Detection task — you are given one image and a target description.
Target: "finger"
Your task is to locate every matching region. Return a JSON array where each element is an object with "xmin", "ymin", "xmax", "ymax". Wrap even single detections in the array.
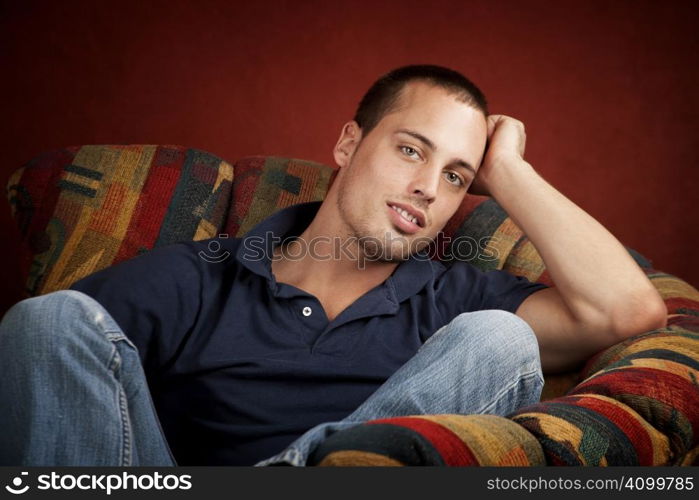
[{"xmin": 486, "ymin": 115, "xmax": 501, "ymax": 138}]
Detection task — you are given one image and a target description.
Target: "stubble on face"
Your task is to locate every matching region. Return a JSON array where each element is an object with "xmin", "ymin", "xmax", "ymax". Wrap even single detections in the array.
[{"xmin": 336, "ymin": 152, "xmax": 431, "ymax": 264}]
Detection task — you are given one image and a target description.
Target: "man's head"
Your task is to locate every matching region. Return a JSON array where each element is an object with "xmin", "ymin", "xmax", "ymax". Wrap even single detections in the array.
[
  {"xmin": 328, "ymin": 64, "xmax": 489, "ymax": 262},
  {"xmin": 353, "ymin": 65, "xmax": 489, "ymax": 138}
]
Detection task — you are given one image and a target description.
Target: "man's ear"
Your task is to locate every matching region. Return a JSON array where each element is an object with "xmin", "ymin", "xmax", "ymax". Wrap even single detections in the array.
[{"xmin": 333, "ymin": 121, "xmax": 362, "ymax": 168}]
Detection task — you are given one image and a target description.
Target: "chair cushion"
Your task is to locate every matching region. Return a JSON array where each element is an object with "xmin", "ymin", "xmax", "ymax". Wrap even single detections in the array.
[
  {"xmin": 222, "ymin": 156, "xmax": 336, "ymax": 237},
  {"xmin": 6, "ymin": 145, "xmax": 235, "ymax": 296},
  {"xmin": 309, "ymin": 415, "xmax": 546, "ymax": 466}
]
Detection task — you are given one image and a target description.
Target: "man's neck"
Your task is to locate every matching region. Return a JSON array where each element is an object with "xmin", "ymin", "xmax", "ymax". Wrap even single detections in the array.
[
  {"xmin": 272, "ymin": 239, "xmax": 397, "ymax": 290},
  {"xmin": 270, "ymin": 204, "xmax": 399, "ymax": 320}
]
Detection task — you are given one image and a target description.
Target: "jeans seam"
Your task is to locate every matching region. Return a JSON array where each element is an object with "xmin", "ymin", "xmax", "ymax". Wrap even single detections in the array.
[
  {"xmin": 109, "ymin": 337, "xmax": 175, "ymax": 465},
  {"xmin": 109, "ymin": 348, "xmax": 133, "ymax": 466},
  {"xmin": 118, "ymin": 385, "xmax": 133, "ymax": 466},
  {"xmin": 476, "ymin": 367, "xmax": 542, "ymax": 415},
  {"xmin": 101, "ymin": 320, "xmax": 141, "ymax": 465}
]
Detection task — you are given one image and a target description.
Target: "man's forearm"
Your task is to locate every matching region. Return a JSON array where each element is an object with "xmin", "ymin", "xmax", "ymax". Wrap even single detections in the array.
[{"xmin": 487, "ymin": 158, "xmax": 667, "ymax": 336}]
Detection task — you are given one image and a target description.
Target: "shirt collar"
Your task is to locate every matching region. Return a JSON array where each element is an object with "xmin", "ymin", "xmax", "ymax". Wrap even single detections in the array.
[{"xmin": 236, "ymin": 201, "xmax": 437, "ymax": 303}]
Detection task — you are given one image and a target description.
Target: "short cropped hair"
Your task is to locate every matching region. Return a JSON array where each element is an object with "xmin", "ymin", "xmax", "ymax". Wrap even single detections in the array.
[{"xmin": 353, "ymin": 64, "xmax": 488, "ymax": 136}]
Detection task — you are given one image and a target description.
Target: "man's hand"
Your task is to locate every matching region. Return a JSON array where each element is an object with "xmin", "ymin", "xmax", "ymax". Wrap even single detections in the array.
[{"xmin": 469, "ymin": 114, "xmax": 527, "ymax": 196}]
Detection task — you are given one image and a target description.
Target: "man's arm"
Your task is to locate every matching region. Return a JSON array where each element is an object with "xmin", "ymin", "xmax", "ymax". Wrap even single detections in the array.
[{"xmin": 472, "ymin": 115, "xmax": 667, "ymax": 374}]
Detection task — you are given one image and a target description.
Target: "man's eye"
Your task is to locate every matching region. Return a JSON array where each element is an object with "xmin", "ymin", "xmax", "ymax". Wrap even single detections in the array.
[
  {"xmin": 400, "ymin": 146, "xmax": 420, "ymax": 159},
  {"xmin": 445, "ymin": 171, "xmax": 464, "ymax": 186}
]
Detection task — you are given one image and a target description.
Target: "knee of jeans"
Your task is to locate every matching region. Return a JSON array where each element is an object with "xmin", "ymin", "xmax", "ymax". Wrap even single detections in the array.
[
  {"xmin": 0, "ymin": 290, "xmax": 113, "ymax": 349},
  {"xmin": 438, "ymin": 310, "xmax": 541, "ymax": 372}
]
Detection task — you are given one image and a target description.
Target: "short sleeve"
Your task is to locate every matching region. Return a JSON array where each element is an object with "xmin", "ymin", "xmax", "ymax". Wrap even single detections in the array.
[
  {"xmin": 434, "ymin": 261, "xmax": 548, "ymax": 322},
  {"xmin": 69, "ymin": 243, "xmax": 203, "ymax": 376}
]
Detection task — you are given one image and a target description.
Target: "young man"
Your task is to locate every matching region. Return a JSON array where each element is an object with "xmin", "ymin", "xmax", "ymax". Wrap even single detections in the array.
[{"xmin": 0, "ymin": 65, "xmax": 666, "ymax": 466}]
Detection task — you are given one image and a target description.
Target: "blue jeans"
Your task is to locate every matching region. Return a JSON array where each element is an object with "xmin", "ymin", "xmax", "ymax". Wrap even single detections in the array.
[{"xmin": 0, "ymin": 290, "xmax": 543, "ymax": 466}]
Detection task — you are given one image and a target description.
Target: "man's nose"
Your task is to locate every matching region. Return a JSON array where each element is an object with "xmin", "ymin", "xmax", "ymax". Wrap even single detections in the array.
[{"xmin": 407, "ymin": 167, "xmax": 440, "ymax": 204}]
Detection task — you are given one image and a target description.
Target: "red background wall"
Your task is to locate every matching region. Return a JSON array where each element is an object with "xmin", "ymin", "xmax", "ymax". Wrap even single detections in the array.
[{"xmin": 1, "ymin": 0, "xmax": 698, "ymax": 315}]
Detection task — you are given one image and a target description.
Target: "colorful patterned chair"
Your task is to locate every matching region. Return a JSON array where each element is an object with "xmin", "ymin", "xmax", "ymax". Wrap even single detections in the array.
[{"xmin": 5, "ymin": 145, "xmax": 699, "ymax": 466}]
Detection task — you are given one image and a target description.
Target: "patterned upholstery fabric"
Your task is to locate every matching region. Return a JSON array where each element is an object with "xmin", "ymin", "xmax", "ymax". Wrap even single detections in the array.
[
  {"xmin": 222, "ymin": 156, "xmax": 336, "ymax": 238},
  {"xmin": 6, "ymin": 145, "xmax": 235, "ymax": 296},
  {"xmin": 310, "ymin": 415, "xmax": 546, "ymax": 466},
  {"xmin": 5, "ymin": 146, "xmax": 699, "ymax": 466}
]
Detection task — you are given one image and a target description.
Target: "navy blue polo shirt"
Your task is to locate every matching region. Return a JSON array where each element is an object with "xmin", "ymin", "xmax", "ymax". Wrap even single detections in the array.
[{"xmin": 70, "ymin": 201, "xmax": 547, "ymax": 465}]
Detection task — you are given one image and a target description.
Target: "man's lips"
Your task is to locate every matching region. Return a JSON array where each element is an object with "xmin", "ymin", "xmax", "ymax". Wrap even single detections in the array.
[{"xmin": 387, "ymin": 202, "xmax": 426, "ymax": 233}]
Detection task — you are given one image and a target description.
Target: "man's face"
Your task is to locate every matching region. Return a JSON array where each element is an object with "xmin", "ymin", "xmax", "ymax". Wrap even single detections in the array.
[{"xmin": 333, "ymin": 81, "xmax": 488, "ymax": 261}]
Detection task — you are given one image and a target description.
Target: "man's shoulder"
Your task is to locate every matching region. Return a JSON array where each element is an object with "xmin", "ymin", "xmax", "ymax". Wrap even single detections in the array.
[
  {"xmin": 82, "ymin": 236, "xmax": 245, "ymax": 283},
  {"xmin": 149, "ymin": 235, "xmax": 242, "ymax": 259},
  {"xmin": 430, "ymin": 258, "xmax": 527, "ymax": 291},
  {"xmin": 401, "ymin": 257, "xmax": 481, "ymax": 294},
  {"xmin": 178, "ymin": 235, "xmax": 243, "ymax": 265},
  {"xmin": 432, "ymin": 258, "xmax": 482, "ymax": 277}
]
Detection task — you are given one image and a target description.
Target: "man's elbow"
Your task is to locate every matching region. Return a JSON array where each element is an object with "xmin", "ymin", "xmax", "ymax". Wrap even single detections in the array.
[{"xmin": 609, "ymin": 289, "xmax": 668, "ymax": 340}]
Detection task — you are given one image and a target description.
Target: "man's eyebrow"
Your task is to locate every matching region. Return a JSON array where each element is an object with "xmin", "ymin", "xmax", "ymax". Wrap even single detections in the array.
[
  {"xmin": 452, "ymin": 159, "xmax": 477, "ymax": 176},
  {"xmin": 396, "ymin": 128, "xmax": 436, "ymax": 151},
  {"xmin": 395, "ymin": 128, "xmax": 476, "ymax": 175}
]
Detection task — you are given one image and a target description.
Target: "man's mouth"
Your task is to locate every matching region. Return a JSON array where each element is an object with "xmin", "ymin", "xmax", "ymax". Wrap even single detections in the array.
[{"xmin": 387, "ymin": 202, "xmax": 426, "ymax": 231}]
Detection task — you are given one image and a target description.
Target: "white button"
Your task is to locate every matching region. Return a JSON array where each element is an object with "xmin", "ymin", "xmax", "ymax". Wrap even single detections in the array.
[{"xmin": 302, "ymin": 306, "xmax": 312, "ymax": 317}]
